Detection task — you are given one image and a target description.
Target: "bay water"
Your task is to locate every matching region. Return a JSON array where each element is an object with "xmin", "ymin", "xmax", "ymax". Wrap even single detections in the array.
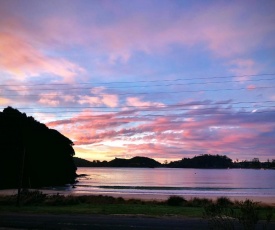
[{"xmin": 71, "ymin": 168, "xmax": 275, "ymax": 199}]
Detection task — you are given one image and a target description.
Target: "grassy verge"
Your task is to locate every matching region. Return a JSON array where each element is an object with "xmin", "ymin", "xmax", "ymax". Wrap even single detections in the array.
[
  {"xmin": 0, "ymin": 203, "xmax": 203, "ymax": 217},
  {"xmin": 0, "ymin": 190, "xmax": 274, "ymax": 220}
]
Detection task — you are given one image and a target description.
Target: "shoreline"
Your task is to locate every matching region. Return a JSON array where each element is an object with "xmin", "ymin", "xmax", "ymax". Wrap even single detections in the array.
[{"xmin": 1, "ymin": 189, "xmax": 275, "ymax": 206}]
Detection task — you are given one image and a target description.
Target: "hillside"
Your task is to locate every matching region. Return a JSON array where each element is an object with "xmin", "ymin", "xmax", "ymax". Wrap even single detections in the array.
[
  {"xmin": 74, "ymin": 155, "xmax": 275, "ymax": 169},
  {"xmin": 73, "ymin": 157, "xmax": 94, "ymax": 167},
  {"xmin": 108, "ymin": 156, "xmax": 161, "ymax": 168},
  {"xmin": 167, "ymin": 154, "xmax": 233, "ymax": 168},
  {"xmin": 74, "ymin": 156, "xmax": 161, "ymax": 168}
]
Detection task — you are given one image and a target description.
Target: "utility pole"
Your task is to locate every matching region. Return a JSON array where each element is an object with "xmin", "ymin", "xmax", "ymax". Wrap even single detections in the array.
[{"xmin": 17, "ymin": 147, "xmax": 26, "ymax": 206}]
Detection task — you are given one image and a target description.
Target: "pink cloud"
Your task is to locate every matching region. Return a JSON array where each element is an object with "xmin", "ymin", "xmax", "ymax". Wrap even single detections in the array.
[
  {"xmin": 77, "ymin": 93, "xmax": 118, "ymax": 107},
  {"xmin": 78, "ymin": 96, "xmax": 101, "ymax": 105},
  {"xmin": 45, "ymin": 103, "xmax": 275, "ymax": 161},
  {"xmin": 247, "ymin": 85, "xmax": 256, "ymax": 90},
  {"xmin": 0, "ymin": 31, "xmax": 84, "ymax": 82},
  {"xmin": 101, "ymin": 94, "xmax": 119, "ymax": 108},
  {"xmin": 39, "ymin": 93, "xmax": 60, "ymax": 106},
  {"xmin": 126, "ymin": 97, "xmax": 163, "ymax": 107},
  {"xmin": 38, "ymin": 92, "xmax": 78, "ymax": 106},
  {"xmin": 46, "ymin": 110, "xmax": 143, "ymax": 145},
  {"xmin": 62, "ymin": 95, "xmax": 76, "ymax": 103}
]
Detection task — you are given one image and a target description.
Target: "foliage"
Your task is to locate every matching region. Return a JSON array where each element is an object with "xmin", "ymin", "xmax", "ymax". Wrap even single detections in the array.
[
  {"xmin": 74, "ymin": 155, "xmax": 275, "ymax": 169},
  {"xmin": 108, "ymin": 156, "xmax": 161, "ymax": 168},
  {"xmin": 166, "ymin": 196, "xmax": 187, "ymax": 206},
  {"xmin": 203, "ymin": 199, "xmax": 274, "ymax": 230},
  {"xmin": 0, "ymin": 192, "xmax": 274, "ymax": 223},
  {"xmin": 0, "ymin": 107, "xmax": 77, "ymax": 188},
  {"xmin": 168, "ymin": 154, "xmax": 233, "ymax": 168},
  {"xmin": 188, "ymin": 197, "xmax": 213, "ymax": 207},
  {"xmin": 216, "ymin": 197, "xmax": 234, "ymax": 207},
  {"xmin": 235, "ymin": 200, "xmax": 260, "ymax": 230},
  {"xmin": 18, "ymin": 189, "xmax": 47, "ymax": 205},
  {"xmin": 204, "ymin": 203, "xmax": 236, "ymax": 230}
]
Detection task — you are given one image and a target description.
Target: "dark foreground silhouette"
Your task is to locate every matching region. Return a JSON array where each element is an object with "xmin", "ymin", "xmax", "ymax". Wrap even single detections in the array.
[{"xmin": 0, "ymin": 107, "xmax": 77, "ymax": 189}]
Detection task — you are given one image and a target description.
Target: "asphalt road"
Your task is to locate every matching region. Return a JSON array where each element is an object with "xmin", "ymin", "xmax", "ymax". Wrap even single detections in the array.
[
  {"xmin": 0, "ymin": 213, "xmax": 208, "ymax": 230},
  {"xmin": 1, "ymin": 213, "xmax": 275, "ymax": 229}
]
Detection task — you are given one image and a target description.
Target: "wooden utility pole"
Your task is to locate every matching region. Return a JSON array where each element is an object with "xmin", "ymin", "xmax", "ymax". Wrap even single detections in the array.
[{"xmin": 17, "ymin": 147, "xmax": 26, "ymax": 206}]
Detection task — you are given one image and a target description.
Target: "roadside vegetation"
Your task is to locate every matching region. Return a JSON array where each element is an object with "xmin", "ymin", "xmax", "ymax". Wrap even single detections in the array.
[
  {"xmin": 0, "ymin": 190, "xmax": 274, "ymax": 229},
  {"xmin": 203, "ymin": 197, "xmax": 274, "ymax": 229}
]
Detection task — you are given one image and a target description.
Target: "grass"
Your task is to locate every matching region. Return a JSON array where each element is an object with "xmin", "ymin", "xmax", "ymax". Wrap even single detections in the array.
[
  {"xmin": 0, "ymin": 203, "xmax": 203, "ymax": 217},
  {"xmin": 0, "ymin": 190, "xmax": 274, "ymax": 220}
]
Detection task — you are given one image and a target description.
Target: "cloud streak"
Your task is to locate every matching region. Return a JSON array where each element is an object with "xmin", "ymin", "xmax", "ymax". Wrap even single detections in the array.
[
  {"xmin": 47, "ymin": 102, "xmax": 275, "ymax": 161},
  {"xmin": 0, "ymin": 32, "xmax": 85, "ymax": 82}
]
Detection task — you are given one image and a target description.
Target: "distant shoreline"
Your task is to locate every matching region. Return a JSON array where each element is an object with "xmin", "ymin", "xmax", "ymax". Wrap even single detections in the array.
[
  {"xmin": 74, "ymin": 155, "xmax": 275, "ymax": 170},
  {"xmin": 77, "ymin": 166, "xmax": 275, "ymax": 169}
]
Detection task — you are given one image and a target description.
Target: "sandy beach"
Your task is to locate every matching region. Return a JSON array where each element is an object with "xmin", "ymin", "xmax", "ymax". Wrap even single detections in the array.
[{"xmin": 1, "ymin": 189, "xmax": 275, "ymax": 206}]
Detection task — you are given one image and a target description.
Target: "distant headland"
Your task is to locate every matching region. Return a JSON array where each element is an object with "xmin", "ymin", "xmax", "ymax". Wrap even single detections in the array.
[{"xmin": 74, "ymin": 155, "xmax": 275, "ymax": 169}]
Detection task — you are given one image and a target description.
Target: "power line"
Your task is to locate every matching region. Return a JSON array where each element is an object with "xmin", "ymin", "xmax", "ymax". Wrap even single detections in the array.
[
  {"xmin": 2, "ymin": 77, "xmax": 275, "ymax": 90},
  {"xmin": 2, "ymin": 109, "xmax": 274, "ymax": 119},
  {"xmin": 1, "ymin": 100, "xmax": 274, "ymax": 110},
  {"xmin": 41, "ymin": 110, "xmax": 275, "ymax": 119},
  {"xmin": 4, "ymin": 105, "xmax": 275, "ymax": 114},
  {"xmin": 2, "ymin": 86, "xmax": 275, "ymax": 96},
  {"xmin": 1, "ymin": 73, "xmax": 274, "ymax": 87}
]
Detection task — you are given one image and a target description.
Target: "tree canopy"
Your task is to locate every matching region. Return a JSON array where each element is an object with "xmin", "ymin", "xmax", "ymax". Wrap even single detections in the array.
[
  {"xmin": 108, "ymin": 156, "xmax": 161, "ymax": 168},
  {"xmin": 167, "ymin": 154, "xmax": 233, "ymax": 168},
  {"xmin": 0, "ymin": 107, "xmax": 77, "ymax": 189}
]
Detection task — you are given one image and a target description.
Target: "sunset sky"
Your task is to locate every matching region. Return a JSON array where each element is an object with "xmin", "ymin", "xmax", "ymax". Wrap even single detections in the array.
[{"xmin": 0, "ymin": 0, "xmax": 275, "ymax": 162}]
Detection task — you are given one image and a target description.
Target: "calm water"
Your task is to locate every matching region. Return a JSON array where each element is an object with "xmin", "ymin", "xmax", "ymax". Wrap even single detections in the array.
[{"xmin": 71, "ymin": 168, "xmax": 275, "ymax": 198}]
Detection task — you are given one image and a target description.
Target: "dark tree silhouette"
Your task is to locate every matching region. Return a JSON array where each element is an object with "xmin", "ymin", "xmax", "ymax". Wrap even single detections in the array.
[
  {"xmin": 168, "ymin": 154, "xmax": 233, "ymax": 168},
  {"xmin": 108, "ymin": 156, "xmax": 161, "ymax": 168},
  {"xmin": 0, "ymin": 107, "xmax": 77, "ymax": 189}
]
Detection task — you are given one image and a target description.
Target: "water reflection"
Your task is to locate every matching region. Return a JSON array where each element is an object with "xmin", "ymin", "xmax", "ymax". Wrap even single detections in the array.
[{"xmin": 73, "ymin": 168, "xmax": 275, "ymax": 197}]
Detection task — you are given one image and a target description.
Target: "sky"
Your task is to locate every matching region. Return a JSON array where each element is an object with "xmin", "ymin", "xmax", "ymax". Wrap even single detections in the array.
[{"xmin": 0, "ymin": 0, "xmax": 275, "ymax": 162}]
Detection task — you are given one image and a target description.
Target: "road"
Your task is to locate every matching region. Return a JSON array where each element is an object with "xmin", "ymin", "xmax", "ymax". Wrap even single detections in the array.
[
  {"xmin": 0, "ymin": 213, "xmax": 207, "ymax": 229},
  {"xmin": 1, "ymin": 213, "xmax": 275, "ymax": 229}
]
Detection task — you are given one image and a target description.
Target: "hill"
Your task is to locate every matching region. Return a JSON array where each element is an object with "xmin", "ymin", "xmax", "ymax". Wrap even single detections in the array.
[
  {"xmin": 108, "ymin": 156, "xmax": 161, "ymax": 168},
  {"xmin": 73, "ymin": 157, "xmax": 94, "ymax": 167},
  {"xmin": 167, "ymin": 154, "xmax": 233, "ymax": 168},
  {"xmin": 74, "ymin": 156, "xmax": 161, "ymax": 168},
  {"xmin": 74, "ymin": 155, "xmax": 275, "ymax": 169}
]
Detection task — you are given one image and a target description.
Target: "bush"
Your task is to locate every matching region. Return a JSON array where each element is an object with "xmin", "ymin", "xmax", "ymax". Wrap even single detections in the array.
[
  {"xmin": 203, "ymin": 199, "xmax": 274, "ymax": 230},
  {"xmin": 0, "ymin": 194, "xmax": 17, "ymax": 205},
  {"xmin": 46, "ymin": 194, "xmax": 81, "ymax": 206},
  {"xmin": 19, "ymin": 189, "xmax": 47, "ymax": 205},
  {"xmin": 45, "ymin": 193, "xmax": 65, "ymax": 205},
  {"xmin": 203, "ymin": 203, "xmax": 236, "ymax": 230},
  {"xmin": 236, "ymin": 199, "xmax": 259, "ymax": 230},
  {"xmin": 74, "ymin": 195, "xmax": 124, "ymax": 205},
  {"xmin": 216, "ymin": 197, "xmax": 233, "ymax": 207},
  {"xmin": 188, "ymin": 197, "xmax": 213, "ymax": 207},
  {"xmin": 167, "ymin": 196, "xmax": 187, "ymax": 206}
]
